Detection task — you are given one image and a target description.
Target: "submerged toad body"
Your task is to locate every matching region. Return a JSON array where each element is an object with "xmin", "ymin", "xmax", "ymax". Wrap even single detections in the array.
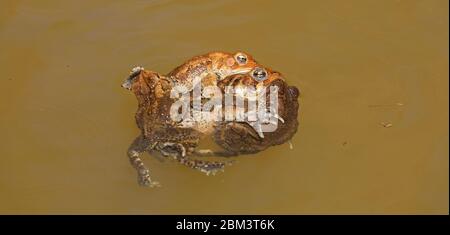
[{"xmin": 122, "ymin": 52, "xmax": 300, "ymax": 187}]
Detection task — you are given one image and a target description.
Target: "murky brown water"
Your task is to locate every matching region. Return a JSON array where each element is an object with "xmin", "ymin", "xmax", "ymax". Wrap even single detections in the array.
[{"xmin": 0, "ymin": 0, "xmax": 448, "ymax": 214}]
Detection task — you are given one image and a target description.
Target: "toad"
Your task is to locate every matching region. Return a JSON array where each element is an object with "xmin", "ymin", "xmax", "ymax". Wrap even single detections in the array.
[
  {"xmin": 211, "ymin": 67, "xmax": 300, "ymax": 155},
  {"xmin": 167, "ymin": 51, "xmax": 260, "ymax": 89},
  {"xmin": 122, "ymin": 51, "xmax": 260, "ymax": 92},
  {"xmin": 121, "ymin": 54, "xmax": 300, "ymax": 187},
  {"xmin": 123, "ymin": 69, "xmax": 232, "ymax": 187}
]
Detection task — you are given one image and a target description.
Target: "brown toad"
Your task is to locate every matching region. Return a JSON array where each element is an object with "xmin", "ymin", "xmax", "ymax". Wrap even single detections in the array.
[
  {"xmin": 122, "ymin": 51, "xmax": 260, "ymax": 93},
  {"xmin": 121, "ymin": 53, "xmax": 300, "ymax": 187},
  {"xmin": 167, "ymin": 51, "xmax": 260, "ymax": 89},
  {"xmin": 212, "ymin": 68, "xmax": 300, "ymax": 155},
  {"xmin": 123, "ymin": 69, "xmax": 231, "ymax": 187}
]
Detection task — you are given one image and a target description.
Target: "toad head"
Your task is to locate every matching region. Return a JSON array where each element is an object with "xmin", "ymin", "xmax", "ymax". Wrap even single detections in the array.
[
  {"xmin": 211, "ymin": 51, "xmax": 259, "ymax": 80},
  {"xmin": 214, "ymin": 68, "xmax": 300, "ymax": 154}
]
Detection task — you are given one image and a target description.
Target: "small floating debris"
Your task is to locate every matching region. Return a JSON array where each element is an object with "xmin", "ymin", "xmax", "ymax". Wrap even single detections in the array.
[
  {"xmin": 342, "ymin": 141, "xmax": 348, "ymax": 146},
  {"xmin": 368, "ymin": 103, "xmax": 404, "ymax": 108},
  {"xmin": 288, "ymin": 141, "xmax": 294, "ymax": 150},
  {"xmin": 380, "ymin": 122, "xmax": 393, "ymax": 128}
]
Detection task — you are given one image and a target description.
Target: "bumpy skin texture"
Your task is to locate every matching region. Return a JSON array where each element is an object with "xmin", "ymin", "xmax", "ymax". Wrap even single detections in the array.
[
  {"xmin": 213, "ymin": 72, "xmax": 300, "ymax": 155},
  {"xmin": 167, "ymin": 51, "xmax": 259, "ymax": 89},
  {"xmin": 131, "ymin": 70, "xmax": 175, "ymax": 133},
  {"xmin": 160, "ymin": 51, "xmax": 263, "ymax": 135},
  {"xmin": 123, "ymin": 51, "xmax": 300, "ymax": 187},
  {"xmin": 126, "ymin": 70, "xmax": 230, "ymax": 187}
]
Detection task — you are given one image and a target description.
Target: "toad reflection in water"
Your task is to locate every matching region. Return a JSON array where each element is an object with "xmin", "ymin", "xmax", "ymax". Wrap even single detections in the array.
[{"xmin": 122, "ymin": 52, "xmax": 300, "ymax": 187}]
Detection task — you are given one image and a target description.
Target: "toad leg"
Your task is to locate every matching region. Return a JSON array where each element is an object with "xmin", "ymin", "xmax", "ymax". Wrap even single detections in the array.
[
  {"xmin": 158, "ymin": 142, "xmax": 233, "ymax": 175},
  {"xmin": 178, "ymin": 157, "xmax": 233, "ymax": 176},
  {"xmin": 127, "ymin": 135, "xmax": 160, "ymax": 187},
  {"xmin": 193, "ymin": 149, "xmax": 238, "ymax": 158}
]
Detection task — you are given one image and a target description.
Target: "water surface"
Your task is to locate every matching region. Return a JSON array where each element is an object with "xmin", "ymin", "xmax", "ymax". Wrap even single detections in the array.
[{"xmin": 0, "ymin": 0, "xmax": 448, "ymax": 214}]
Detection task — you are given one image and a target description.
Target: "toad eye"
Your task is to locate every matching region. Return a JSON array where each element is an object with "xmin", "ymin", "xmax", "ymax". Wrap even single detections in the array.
[
  {"xmin": 251, "ymin": 67, "xmax": 267, "ymax": 81},
  {"xmin": 235, "ymin": 54, "xmax": 248, "ymax": 65}
]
